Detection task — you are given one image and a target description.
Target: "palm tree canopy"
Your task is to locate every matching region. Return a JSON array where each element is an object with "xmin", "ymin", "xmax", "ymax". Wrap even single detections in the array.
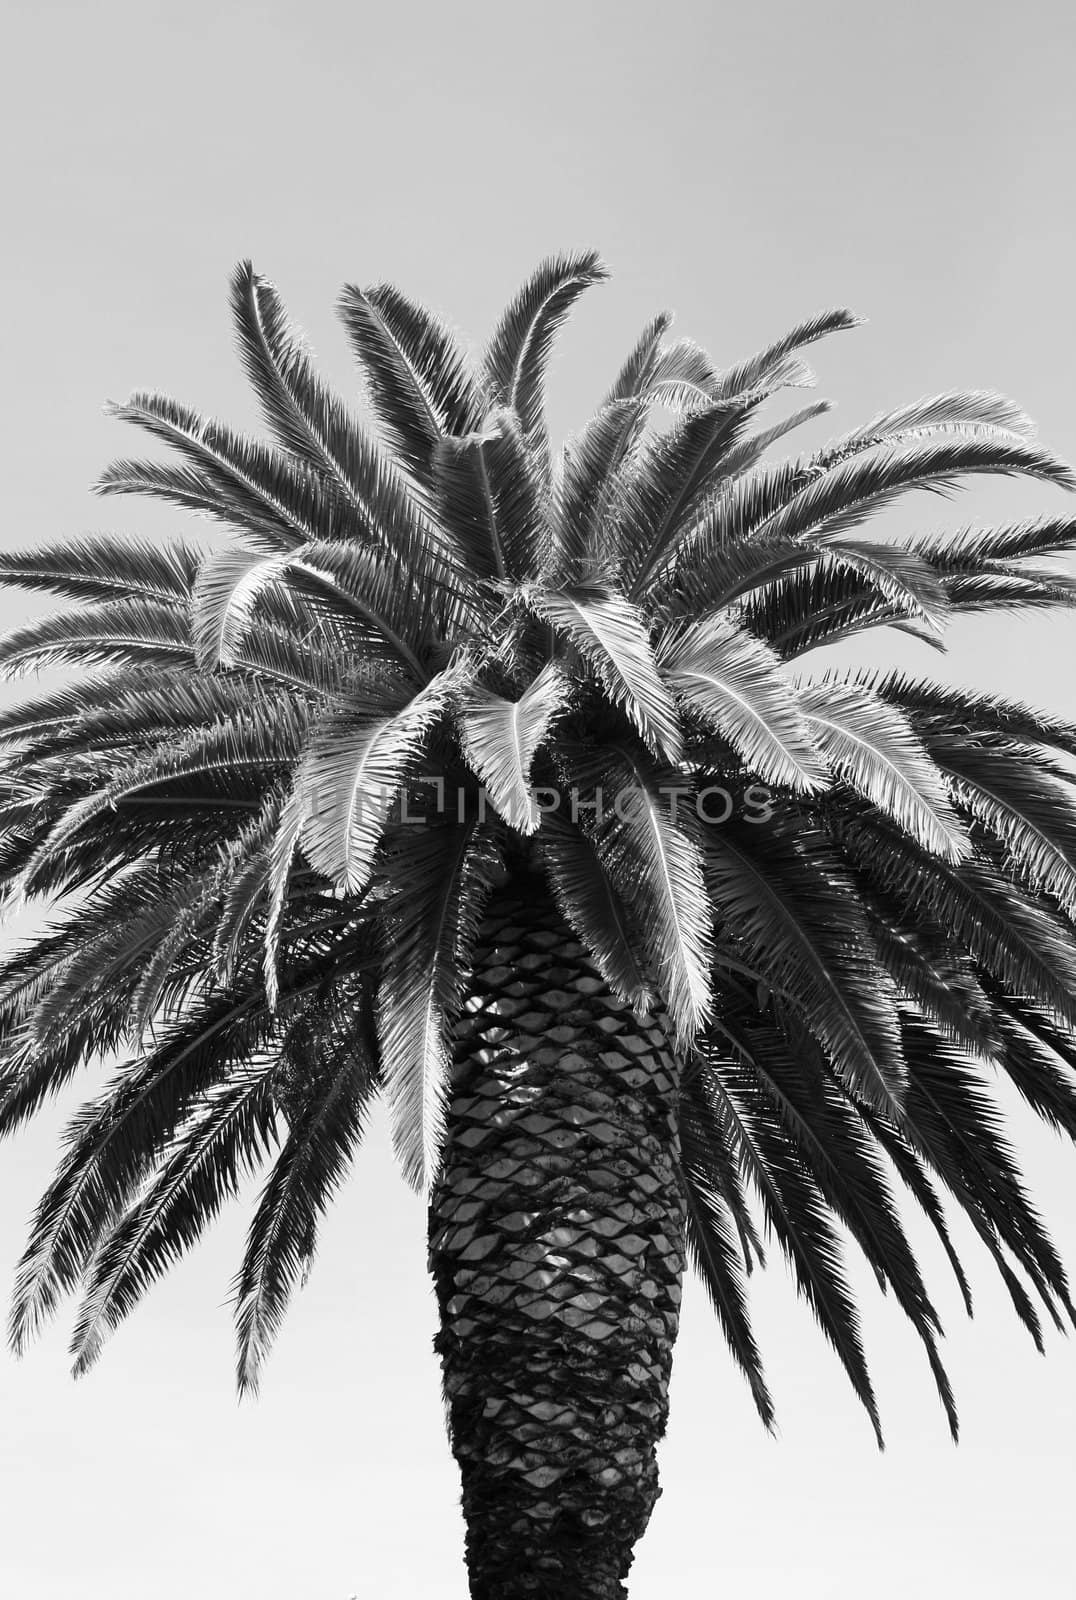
[{"xmin": 3, "ymin": 251, "xmax": 1076, "ymax": 1440}]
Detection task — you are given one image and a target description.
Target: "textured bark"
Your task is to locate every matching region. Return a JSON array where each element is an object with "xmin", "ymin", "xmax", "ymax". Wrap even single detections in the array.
[{"xmin": 428, "ymin": 883, "xmax": 686, "ymax": 1599}]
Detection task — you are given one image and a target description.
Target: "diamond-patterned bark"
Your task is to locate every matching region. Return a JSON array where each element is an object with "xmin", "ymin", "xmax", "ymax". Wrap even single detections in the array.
[{"xmin": 428, "ymin": 883, "xmax": 686, "ymax": 1599}]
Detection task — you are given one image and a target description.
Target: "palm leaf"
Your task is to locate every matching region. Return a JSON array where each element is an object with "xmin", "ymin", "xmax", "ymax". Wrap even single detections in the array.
[
  {"xmin": 296, "ymin": 660, "xmax": 465, "ymax": 892},
  {"xmin": 0, "ymin": 537, "xmax": 200, "ymax": 605},
  {"xmin": 337, "ymin": 284, "xmax": 444, "ymax": 475},
  {"xmin": 702, "ymin": 817, "xmax": 907, "ymax": 1117},
  {"xmin": 524, "ymin": 585, "xmax": 682, "ymax": 761},
  {"xmin": 535, "ymin": 814, "xmax": 655, "ymax": 1012},
  {"xmin": 797, "ymin": 676, "xmax": 970, "ymax": 861},
  {"xmin": 0, "ymin": 599, "xmax": 192, "ymax": 677},
  {"xmin": 691, "ymin": 1058, "xmax": 884, "ymax": 1445},
  {"xmin": 458, "ymin": 663, "xmax": 569, "ymax": 833},
  {"xmin": 233, "ymin": 1035, "xmax": 378, "ymax": 1393},
  {"xmin": 69, "ymin": 1068, "xmax": 280, "ymax": 1375},
  {"xmin": 483, "ymin": 250, "xmax": 608, "ymax": 470},
  {"xmin": 575, "ymin": 747, "xmax": 713, "ymax": 1036},
  {"xmin": 659, "ymin": 616, "xmax": 828, "ymax": 793},
  {"xmin": 710, "ymin": 308, "xmax": 863, "ymax": 401},
  {"xmin": 363, "ymin": 281, "xmax": 488, "ymax": 436},
  {"xmin": 674, "ymin": 1108, "xmax": 774, "ymax": 1427},
  {"xmin": 431, "ymin": 410, "xmax": 549, "ymax": 582},
  {"xmin": 376, "ymin": 821, "xmax": 503, "ymax": 1190}
]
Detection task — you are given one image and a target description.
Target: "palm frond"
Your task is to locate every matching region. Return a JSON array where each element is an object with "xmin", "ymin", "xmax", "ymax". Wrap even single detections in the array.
[
  {"xmin": 0, "ymin": 536, "xmax": 201, "ymax": 605},
  {"xmin": 659, "ymin": 616, "xmax": 828, "ymax": 793},
  {"xmin": 483, "ymin": 250, "xmax": 608, "ymax": 472},
  {"xmin": 702, "ymin": 817, "xmax": 907, "ymax": 1117},
  {"xmin": 817, "ymin": 390, "xmax": 1038, "ymax": 463},
  {"xmin": 376, "ymin": 821, "xmax": 503, "ymax": 1190},
  {"xmin": 930, "ymin": 739, "xmax": 1076, "ymax": 918},
  {"xmin": 897, "ymin": 1018, "xmax": 1074, "ymax": 1333},
  {"xmin": 691, "ymin": 1058, "xmax": 884, "ymax": 1445},
  {"xmin": 192, "ymin": 547, "xmax": 295, "ymax": 670},
  {"xmin": 617, "ymin": 401, "xmax": 759, "ymax": 595},
  {"xmin": 431, "ymin": 411, "xmax": 549, "ymax": 583},
  {"xmin": 572, "ymin": 747, "xmax": 713, "ymax": 1037},
  {"xmin": 458, "ymin": 663, "xmax": 569, "ymax": 833},
  {"xmin": 710, "ymin": 308, "xmax": 863, "ymax": 401},
  {"xmin": 8, "ymin": 988, "xmax": 275, "ymax": 1352},
  {"xmin": 234, "ymin": 1031, "xmax": 378, "ymax": 1393},
  {"xmin": 552, "ymin": 398, "xmax": 645, "ymax": 585},
  {"xmin": 911, "ymin": 513, "xmax": 1076, "ymax": 569},
  {"xmin": 524, "ymin": 585, "xmax": 682, "ymax": 761},
  {"xmin": 796, "ymin": 675, "xmax": 969, "ymax": 861},
  {"xmin": 535, "ymin": 815, "xmax": 655, "ymax": 1012},
  {"xmin": 363, "ymin": 281, "xmax": 489, "ymax": 436},
  {"xmin": 296, "ymin": 660, "xmax": 465, "ymax": 892},
  {"xmin": 714, "ymin": 1006, "xmax": 959, "ymax": 1437},
  {"xmin": 837, "ymin": 813, "xmax": 1076, "ymax": 1030},
  {"xmin": 102, "ymin": 393, "xmax": 353, "ymax": 548},
  {"xmin": 0, "ymin": 599, "xmax": 192, "ymax": 678},
  {"xmin": 69, "ymin": 1068, "xmax": 280, "ymax": 1375},
  {"xmin": 675, "ymin": 1102, "xmax": 774, "ymax": 1426},
  {"xmin": 337, "ymin": 284, "xmax": 444, "ymax": 475},
  {"xmin": 230, "ymin": 262, "xmax": 411, "ymax": 522},
  {"xmin": 602, "ymin": 311, "xmax": 673, "ymax": 405}
]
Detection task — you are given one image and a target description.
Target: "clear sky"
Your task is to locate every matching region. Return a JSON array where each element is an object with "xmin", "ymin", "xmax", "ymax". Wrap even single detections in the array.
[{"xmin": 2, "ymin": 1, "xmax": 1075, "ymax": 1596}]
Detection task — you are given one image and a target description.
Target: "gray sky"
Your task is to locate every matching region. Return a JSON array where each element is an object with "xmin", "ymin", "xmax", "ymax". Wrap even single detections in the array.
[{"xmin": 2, "ymin": 1, "xmax": 1075, "ymax": 1595}]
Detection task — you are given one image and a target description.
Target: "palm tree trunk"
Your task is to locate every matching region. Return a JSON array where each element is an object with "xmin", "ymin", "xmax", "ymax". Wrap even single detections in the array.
[{"xmin": 428, "ymin": 880, "xmax": 686, "ymax": 1599}]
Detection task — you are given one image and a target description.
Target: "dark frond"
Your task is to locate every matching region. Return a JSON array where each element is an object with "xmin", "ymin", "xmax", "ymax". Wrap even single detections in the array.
[
  {"xmin": 702, "ymin": 817, "xmax": 907, "ymax": 1118},
  {"xmin": 233, "ymin": 1017, "xmax": 379, "ymax": 1393}
]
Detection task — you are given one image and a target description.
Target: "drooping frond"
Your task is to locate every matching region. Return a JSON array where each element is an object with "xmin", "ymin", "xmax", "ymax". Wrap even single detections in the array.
[
  {"xmin": 837, "ymin": 812, "xmax": 1076, "ymax": 1030},
  {"xmin": 896, "ymin": 1018, "xmax": 1075, "ymax": 1335},
  {"xmin": 458, "ymin": 663, "xmax": 569, "ymax": 833},
  {"xmin": 796, "ymin": 675, "xmax": 970, "ymax": 861},
  {"xmin": 8, "ymin": 987, "xmax": 279, "ymax": 1352},
  {"xmin": 523, "ymin": 585, "xmax": 682, "ymax": 761},
  {"xmin": 567, "ymin": 747, "xmax": 713, "ymax": 1037},
  {"xmin": 703, "ymin": 817, "xmax": 907, "ymax": 1118},
  {"xmin": 707, "ymin": 1007, "xmax": 959, "ymax": 1438},
  {"xmin": 376, "ymin": 821, "xmax": 503, "ymax": 1190},
  {"xmin": 867, "ymin": 671, "xmax": 1076, "ymax": 758},
  {"xmin": 658, "ymin": 615, "xmax": 828, "ymax": 794},
  {"xmin": 296, "ymin": 659, "xmax": 466, "ymax": 892},
  {"xmin": 676, "ymin": 1094, "xmax": 774, "ymax": 1427},
  {"xmin": 535, "ymin": 815, "xmax": 655, "ymax": 1013},
  {"xmin": 69, "ymin": 1068, "xmax": 280, "ymax": 1376},
  {"xmin": 689, "ymin": 1054, "xmax": 884, "ymax": 1445},
  {"xmin": 233, "ymin": 1020, "xmax": 378, "ymax": 1393}
]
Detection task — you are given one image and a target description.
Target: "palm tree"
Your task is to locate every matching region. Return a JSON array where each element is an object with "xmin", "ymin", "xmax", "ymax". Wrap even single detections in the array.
[{"xmin": 2, "ymin": 253, "xmax": 1076, "ymax": 1599}]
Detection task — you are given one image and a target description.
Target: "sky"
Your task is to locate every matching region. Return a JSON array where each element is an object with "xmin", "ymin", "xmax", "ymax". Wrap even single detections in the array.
[{"xmin": 2, "ymin": 0, "xmax": 1076, "ymax": 1595}]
